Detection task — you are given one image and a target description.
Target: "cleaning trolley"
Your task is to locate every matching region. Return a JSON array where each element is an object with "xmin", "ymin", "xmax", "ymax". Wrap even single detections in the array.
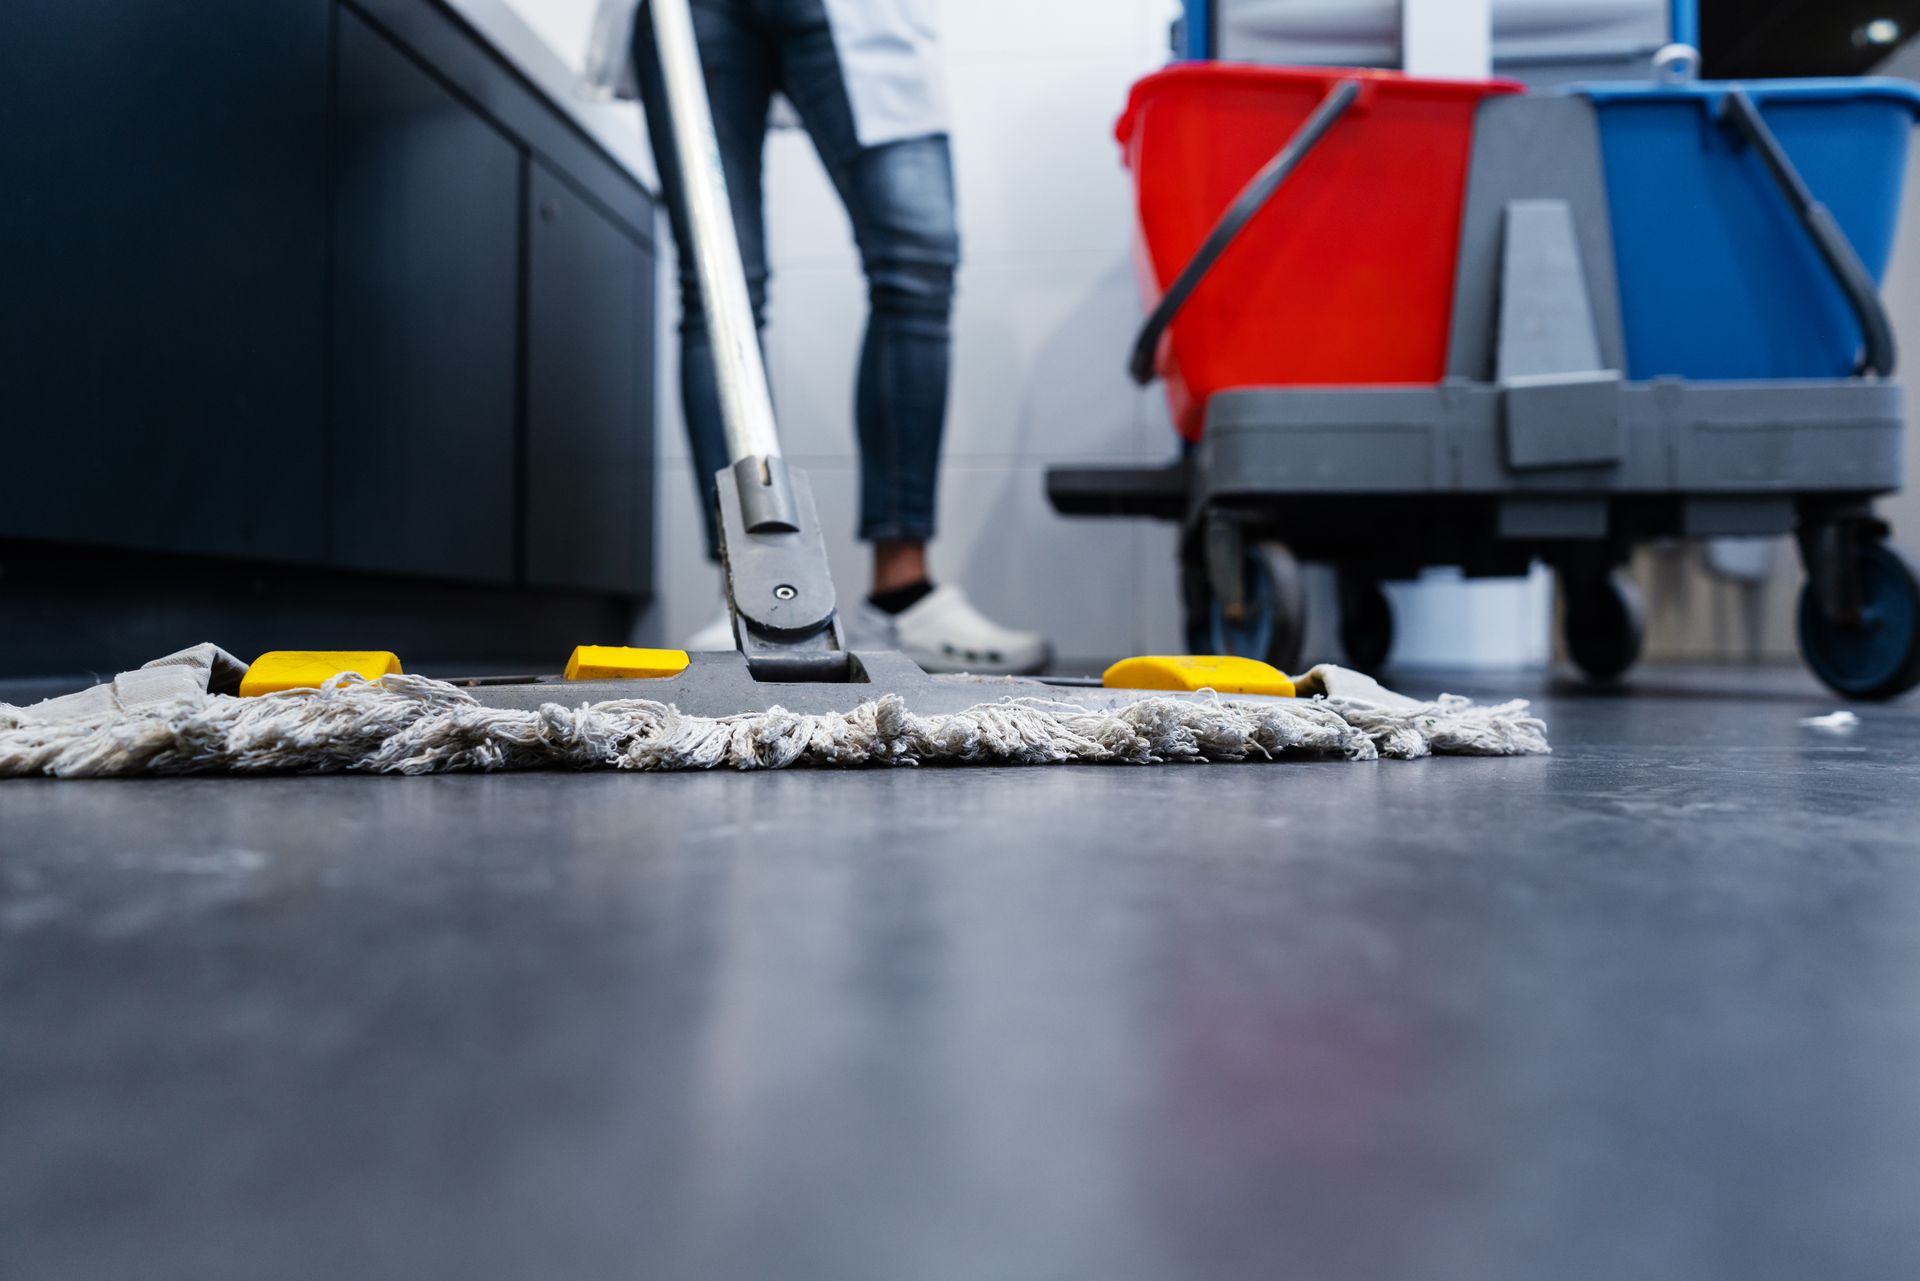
[{"xmin": 1048, "ymin": 46, "xmax": 1920, "ymax": 699}]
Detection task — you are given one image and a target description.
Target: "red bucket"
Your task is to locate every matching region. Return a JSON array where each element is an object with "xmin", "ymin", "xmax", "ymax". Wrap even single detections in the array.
[{"xmin": 1119, "ymin": 65, "xmax": 1522, "ymax": 441}]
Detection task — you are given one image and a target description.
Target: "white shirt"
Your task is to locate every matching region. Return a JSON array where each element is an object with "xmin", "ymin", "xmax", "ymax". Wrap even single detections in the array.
[{"xmin": 585, "ymin": 0, "xmax": 948, "ymax": 148}]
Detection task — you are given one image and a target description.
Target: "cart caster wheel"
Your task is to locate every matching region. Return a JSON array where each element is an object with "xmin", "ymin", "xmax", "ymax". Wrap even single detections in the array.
[
  {"xmin": 1182, "ymin": 542, "xmax": 1305, "ymax": 673},
  {"xmin": 1798, "ymin": 540, "xmax": 1920, "ymax": 701},
  {"xmin": 1337, "ymin": 573, "xmax": 1393, "ymax": 673},
  {"xmin": 1561, "ymin": 568, "xmax": 1645, "ymax": 683}
]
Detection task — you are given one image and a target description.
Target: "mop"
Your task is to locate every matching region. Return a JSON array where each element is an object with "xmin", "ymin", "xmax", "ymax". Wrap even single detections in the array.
[
  {"xmin": 0, "ymin": 644, "xmax": 1545, "ymax": 776},
  {"xmin": 0, "ymin": 0, "xmax": 1550, "ymax": 777}
]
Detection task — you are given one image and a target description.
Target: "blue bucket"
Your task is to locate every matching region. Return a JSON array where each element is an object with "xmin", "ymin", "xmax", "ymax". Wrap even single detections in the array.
[{"xmin": 1570, "ymin": 78, "xmax": 1920, "ymax": 380}]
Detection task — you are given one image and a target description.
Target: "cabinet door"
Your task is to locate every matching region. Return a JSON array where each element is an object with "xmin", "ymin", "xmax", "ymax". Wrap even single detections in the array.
[
  {"xmin": 330, "ymin": 7, "xmax": 520, "ymax": 582},
  {"xmin": 524, "ymin": 162, "xmax": 655, "ymax": 596},
  {"xmin": 0, "ymin": 0, "xmax": 330, "ymax": 558}
]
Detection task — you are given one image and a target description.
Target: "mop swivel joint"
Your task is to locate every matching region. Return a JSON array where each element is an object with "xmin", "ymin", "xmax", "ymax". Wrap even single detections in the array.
[{"xmin": 716, "ymin": 456, "xmax": 851, "ymax": 682}]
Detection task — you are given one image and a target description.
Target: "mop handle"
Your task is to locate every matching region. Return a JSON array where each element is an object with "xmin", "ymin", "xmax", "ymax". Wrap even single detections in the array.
[{"xmin": 647, "ymin": 0, "xmax": 782, "ymax": 463}]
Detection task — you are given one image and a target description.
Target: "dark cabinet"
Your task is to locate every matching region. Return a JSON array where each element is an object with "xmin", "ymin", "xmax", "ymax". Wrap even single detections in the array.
[
  {"xmin": 330, "ymin": 8, "xmax": 520, "ymax": 582},
  {"xmin": 3, "ymin": 0, "xmax": 658, "ymax": 672},
  {"xmin": 524, "ymin": 163, "xmax": 655, "ymax": 595},
  {"xmin": 0, "ymin": 0, "xmax": 331, "ymax": 559}
]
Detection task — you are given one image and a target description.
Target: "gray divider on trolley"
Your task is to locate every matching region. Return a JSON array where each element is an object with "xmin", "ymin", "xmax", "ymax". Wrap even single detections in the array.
[{"xmin": 1447, "ymin": 94, "xmax": 1626, "ymax": 380}]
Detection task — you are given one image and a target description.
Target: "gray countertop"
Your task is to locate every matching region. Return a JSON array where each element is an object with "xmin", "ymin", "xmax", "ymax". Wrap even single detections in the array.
[{"xmin": 438, "ymin": 0, "xmax": 658, "ymax": 192}]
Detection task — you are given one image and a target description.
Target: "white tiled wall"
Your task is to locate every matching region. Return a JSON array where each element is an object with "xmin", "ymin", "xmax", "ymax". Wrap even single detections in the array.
[{"xmin": 508, "ymin": 0, "xmax": 1553, "ymax": 667}]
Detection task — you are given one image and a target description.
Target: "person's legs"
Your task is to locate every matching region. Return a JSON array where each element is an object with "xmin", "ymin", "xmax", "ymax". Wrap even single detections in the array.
[
  {"xmin": 849, "ymin": 137, "xmax": 958, "ymax": 597},
  {"xmin": 870, "ymin": 539, "xmax": 928, "ymax": 594},
  {"xmin": 632, "ymin": 0, "xmax": 776, "ymax": 559},
  {"xmin": 768, "ymin": 4, "xmax": 1048, "ymax": 673},
  {"xmin": 768, "ymin": 3, "xmax": 957, "ymax": 594}
]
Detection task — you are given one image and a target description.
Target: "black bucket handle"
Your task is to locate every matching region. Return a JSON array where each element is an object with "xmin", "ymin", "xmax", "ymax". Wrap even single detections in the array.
[
  {"xmin": 1717, "ymin": 87, "xmax": 1897, "ymax": 378},
  {"xmin": 1128, "ymin": 76, "xmax": 1363, "ymax": 386}
]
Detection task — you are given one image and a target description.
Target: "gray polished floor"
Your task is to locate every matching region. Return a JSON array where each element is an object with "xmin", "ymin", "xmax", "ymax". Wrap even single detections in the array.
[{"xmin": 4, "ymin": 666, "xmax": 1919, "ymax": 1281}]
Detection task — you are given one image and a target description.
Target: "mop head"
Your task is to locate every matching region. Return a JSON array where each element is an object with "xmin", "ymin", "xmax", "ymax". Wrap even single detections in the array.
[{"xmin": 1, "ymin": 644, "xmax": 1547, "ymax": 777}]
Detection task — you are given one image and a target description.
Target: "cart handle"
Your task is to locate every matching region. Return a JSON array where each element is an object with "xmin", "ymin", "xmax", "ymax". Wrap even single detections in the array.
[
  {"xmin": 1128, "ymin": 77, "xmax": 1362, "ymax": 386},
  {"xmin": 1717, "ymin": 88, "xmax": 1897, "ymax": 378}
]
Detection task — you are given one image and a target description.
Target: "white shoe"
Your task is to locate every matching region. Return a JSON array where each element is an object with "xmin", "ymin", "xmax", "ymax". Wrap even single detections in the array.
[
  {"xmin": 684, "ymin": 608, "xmax": 736, "ymax": 651},
  {"xmin": 857, "ymin": 585, "xmax": 1051, "ymax": 675}
]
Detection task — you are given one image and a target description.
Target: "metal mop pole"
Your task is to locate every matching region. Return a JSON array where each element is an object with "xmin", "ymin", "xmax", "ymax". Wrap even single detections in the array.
[
  {"xmin": 647, "ymin": 0, "xmax": 777, "ymax": 462},
  {"xmin": 646, "ymin": 0, "xmax": 846, "ymax": 677}
]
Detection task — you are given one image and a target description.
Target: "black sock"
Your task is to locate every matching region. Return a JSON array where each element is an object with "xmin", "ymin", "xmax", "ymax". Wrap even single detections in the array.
[{"xmin": 869, "ymin": 580, "xmax": 935, "ymax": 615}]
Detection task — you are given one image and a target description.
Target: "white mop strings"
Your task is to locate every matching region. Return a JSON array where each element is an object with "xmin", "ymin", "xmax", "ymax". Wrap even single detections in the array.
[{"xmin": 0, "ymin": 673, "xmax": 1548, "ymax": 777}]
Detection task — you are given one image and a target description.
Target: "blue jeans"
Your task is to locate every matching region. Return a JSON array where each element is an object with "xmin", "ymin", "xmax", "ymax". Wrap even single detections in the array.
[{"xmin": 634, "ymin": 0, "xmax": 959, "ymax": 557}]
